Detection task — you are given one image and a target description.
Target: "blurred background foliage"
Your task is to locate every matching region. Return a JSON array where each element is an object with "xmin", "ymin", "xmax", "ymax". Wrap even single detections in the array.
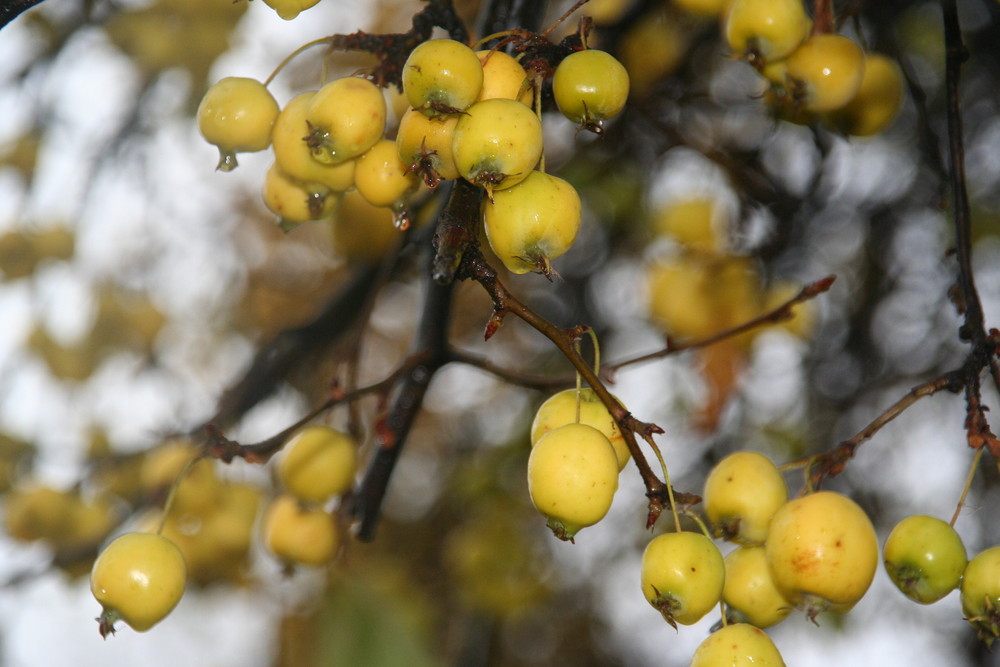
[{"xmin": 1, "ymin": 0, "xmax": 1000, "ymax": 665}]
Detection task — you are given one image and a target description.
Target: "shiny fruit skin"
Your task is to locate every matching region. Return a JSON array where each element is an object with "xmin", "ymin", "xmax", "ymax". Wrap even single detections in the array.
[
  {"xmin": 963, "ymin": 546, "xmax": 1000, "ymax": 613},
  {"xmin": 452, "ymin": 98, "xmax": 543, "ymax": 192},
  {"xmin": 402, "ymin": 39, "xmax": 483, "ymax": 117},
  {"xmin": 823, "ymin": 52, "xmax": 904, "ymax": 136},
  {"xmin": 723, "ymin": 546, "xmax": 793, "ymax": 628},
  {"xmin": 483, "ymin": 170, "xmax": 580, "ymax": 275},
  {"xmin": 354, "ymin": 139, "xmax": 418, "ymax": 207},
  {"xmin": 263, "ymin": 0, "xmax": 320, "ymax": 20},
  {"xmin": 552, "ymin": 49, "xmax": 629, "ymax": 130},
  {"xmin": 765, "ymin": 491, "xmax": 878, "ymax": 615},
  {"xmin": 197, "ymin": 77, "xmax": 279, "ymax": 171},
  {"xmin": 90, "ymin": 532, "xmax": 187, "ymax": 636},
  {"xmin": 305, "ymin": 77, "xmax": 386, "ymax": 165},
  {"xmin": 262, "ymin": 164, "xmax": 338, "ymax": 229},
  {"xmin": 272, "ymin": 92, "xmax": 356, "ymax": 192},
  {"xmin": 278, "ymin": 425, "xmax": 358, "ymax": 503},
  {"xmin": 703, "ymin": 451, "xmax": 788, "ymax": 545},
  {"xmin": 476, "ymin": 50, "xmax": 532, "ymax": 105},
  {"xmin": 526, "ymin": 423, "xmax": 619, "ymax": 540},
  {"xmin": 784, "ymin": 34, "xmax": 866, "ymax": 113},
  {"xmin": 640, "ymin": 531, "xmax": 725, "ymax": 627},
  {"xmin": 396, "ymin": 107, "xmax": 460, "ymax": 186},
  {"xmin": 724, "ymin": 0, "xmax": 811, "ymax": 66},
  {"xmin": 883, "ymin": 514, "xmax": 967, "ymax": 604},
  {"xmin": 691, "ymin": 623, "xmax": 786, "ymax": 666},
  {"xmin": 263, "ymin": 494, "xmax": 338, "ymax": 566},
  {"xmin": 530, "ymin": 388, "xmax": 629, "ymax": 471}
]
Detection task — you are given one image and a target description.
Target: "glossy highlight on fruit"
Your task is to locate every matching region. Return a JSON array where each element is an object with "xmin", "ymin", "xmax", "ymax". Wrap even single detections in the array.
[
  {"xmin": 883, "ymin": 514, "xmax": 966, "ymax": 604},
  {"xmin": 692, "ymin": 623, "xmax": 785, "ymax": 666},
  {"xmin": 552, "ymin": 49, "xmax": 629, "ymax": 132},
  {"xmin": 483, "ymin": 170, "xmax": 581, "ymax": 275},
  {"xmin": 823, "ymin": 52, "xmax": 904, "ymax": 136},
  {"xmin": 526, "ymin": 423, "xmax": 619, "ymax": 540},
  {"xmin": 278, "ymin": 425, "xmax": 358, "ymax": 503},
  {"xmin": 785, "ymin": 34, "xmax": 866, "ymax": 112},
  {"xmin": 703, "ymin": 451, "xmax": 787, "ymax": 545},
  {"xmin": 452, "ymin": 98, "xmax": 543, "ymax": 192},
  {"xmin": 402, "ymin": 39, "xmax": 483, "ymax": 117},
  {"xmin": 765, "ymin": 491, "xmax": 878, "ymax": 616},
  {"xmin": 197, "ymin": 77, "xmax": 279, "ymax": 171},
  {"xmin": 640, "ymin": 531, "xmax": 725, "ymax": 627},
  {"xmin": 530, "ymin": 388, "xmax": 629, "ymax": 471},
  {"xmin": 90, "ymin": 532, "xmax": 187, "ymax": 637}
]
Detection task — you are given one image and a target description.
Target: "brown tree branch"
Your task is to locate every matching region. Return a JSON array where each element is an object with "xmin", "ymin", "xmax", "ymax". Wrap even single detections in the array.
[{"xmin": 607, "ymin": 275, "xmax": 836, "ymax": 376}]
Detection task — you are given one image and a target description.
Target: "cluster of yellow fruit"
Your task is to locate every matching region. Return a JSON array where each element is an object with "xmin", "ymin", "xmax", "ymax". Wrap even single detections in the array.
[
  {"xmin": 81, "ymin": 423, "xmax": 359, "ymax": 637},
  {"xmin": 197, "ymin": 37, "xmax": 629, "ymax": 276},
  {"xmin": 647, "ymin": 452, "xmax": 876, "ymax": 663},
  {"xmin": 527, "ymin": 387, "xmax": 629, "ymax": 541},
  {"xmin": 724, "ymin": 0, "xmax": 904, "ymax": 135},
  {"xmin": 644, "ymin": 195, "xmax": 812, "ymax": 429}
]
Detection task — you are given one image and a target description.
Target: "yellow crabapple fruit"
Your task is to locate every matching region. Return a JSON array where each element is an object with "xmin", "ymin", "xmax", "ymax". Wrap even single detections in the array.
[
  {"xmin": 724, "ymin": 546, "xmax": 794, "ymax": 628},
  {"xmin": 452, "ymin": 98, "xmax": 543, "ymax": 193},
  {"xmin": 765, "ymin": 491, "xmax": 878, "ymax": 617},
  {"xmin": 673, "ymin": 0, "xmax": 733, "ymax": 17},
  {"xmin": 784, "ymin": 34, "xmax": 866, "ymax": 113},
  {"xmin": 640, "ymin": 531, "xmax": 725, "ymax": 627},
  {"xmin": 530, "ymin": 388, "xmax": 630, "ymax": 471},
  {"xmin": 3, "ymin": 484, "xmax": 73, "ymax": 542},
  {"xmin": 476, "ymin": 50, "xmax": 532, "ymax": 105},
  {"xmin": 762, "ymin": 281, "xmax": 816, "ymax": 338},
  {"xmin": 961, "ymin": 545, "xmax": 1000, "ymax": 644},
  {"xmin": 402, "ymin": 39, "xmax": 484, "ymax": 117},
  {"xmin": 278, "ymin": 425, "xmax": 358, "ymax": 503},
  {"xmin": 703, "ymin": 451, "xmax": 788, "ymax": 545},
  {"xmin": 305, "ymin": 77, "xmax": 386, "ymax": 165},
  {"xmin": 263, "ymin": 494, "xmax": 339, "ymax": 566},
  {"xmin": 823, "ymin": 52, "xmax": 905, "ymax": 136},
  {"xmin": 691, "ymin": 623, "xmax": 786, "ymax": 666},
  {"xmin": 90, "ymin": 532, "xmax": 186, "ymax": 637},
  {"xmin": 396, "ymin": 106, "xmax": 460, "ymax": 188},
  {"xmin": 354, "ymin": 139, "xmax": 418, "ymax": 207},
  {"xmin": 263, "ymin": 164, "xmax": 339, "ymax": 230},
  {"xmin": 272, "ymin": 92, "xmax": 356, "ymax": 192},
  {"xmin": 262, "ymin": 0, "xmax": 320, "ymax": 20},
  {"xmin": 197, "ymin": 77, "xmax": 279, "ymax": 171},
  {"xmin": 527, "ymin": 423, "xmax": 619, "ymax": 541},
  {"xmin": 883, "ymin": 514, "xmax": 967, "ymax": 604},
  {"xmin": 553, "ymin": 49, "xmax": 629, "ymax": 133},
  {"xmin": 619, "ymin": 7, "xmax": 688, "ymax": 98},
  {"xmin": 483, "ymin": 170, "xmax": 581, "ymax": 276},
  {"xmin": 328, "ymin": 189, "xmax": 401, "ymax": 262},
  {"xmin": 724, "ymin": 0, "xmax": 811, "ymax": 67},
  {"xmin": 651, "ymin": 196, "xmax": 728, "ymax": 252}
]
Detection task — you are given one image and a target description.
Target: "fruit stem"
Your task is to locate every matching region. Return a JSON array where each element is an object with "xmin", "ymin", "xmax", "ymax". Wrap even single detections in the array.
[
  {"xmin": 157, "ymin": 454, "xmax": 202, "ymax": 535},
  {"xmin": 951, "ymin": 446, "xmax": 984, "ymax": 526},
  {"xmin": 574, "ymin": 338, "xmax": 583, "ymax": 424},
  {"xmin": 585, "ymin": 328, "xmax": 601, "ymax": 379},
  {"xmin": 648, "ymin": 438, "xmax": 681, "ymax": 532},
  {"xmin": 265, "ymin": 37, "xmax": 334, "ymax": 87}
]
